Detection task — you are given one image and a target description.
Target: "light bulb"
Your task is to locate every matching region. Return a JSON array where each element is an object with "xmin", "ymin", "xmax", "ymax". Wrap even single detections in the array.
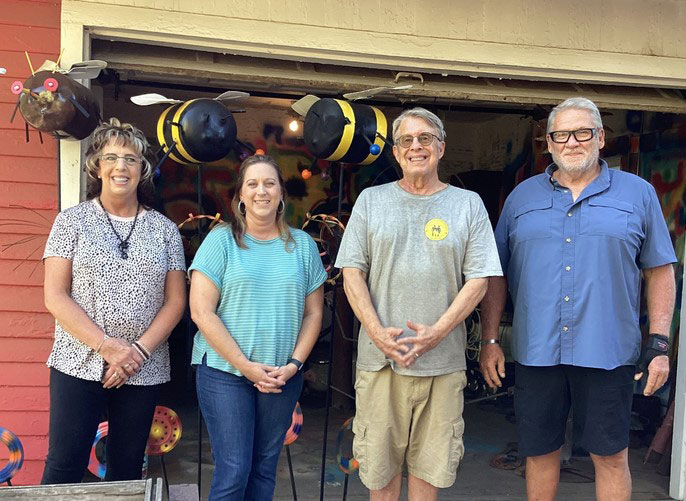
[{"xmin": 289, "ymin": 120, "xmax": 299, "ymax": 132}]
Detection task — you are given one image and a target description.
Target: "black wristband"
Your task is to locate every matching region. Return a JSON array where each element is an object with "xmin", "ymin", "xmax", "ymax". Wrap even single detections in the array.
[
  {"xmin": 288, "ymin": 358, "xmax": 304, "ymax": 371},
  {"xmin": 635, "ymin": 334, "xmax": 669, "ymax": 373}
]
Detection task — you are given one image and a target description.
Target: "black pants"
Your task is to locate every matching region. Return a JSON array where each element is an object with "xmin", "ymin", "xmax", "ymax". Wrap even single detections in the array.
[{"xmin": 41, "ymin": 368, "xmax": 160, "ymax": 484}]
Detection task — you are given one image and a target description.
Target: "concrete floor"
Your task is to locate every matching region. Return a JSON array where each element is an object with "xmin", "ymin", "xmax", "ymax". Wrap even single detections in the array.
[{"xmin": 141, "ymin": 391, "xmax": 672, "ymax": 501}]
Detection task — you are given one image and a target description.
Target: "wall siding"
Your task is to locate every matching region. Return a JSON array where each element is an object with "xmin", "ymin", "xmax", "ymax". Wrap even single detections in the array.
[{"xmin": 0, "ymin": 0, "xmax": 61, "ymax": 486}]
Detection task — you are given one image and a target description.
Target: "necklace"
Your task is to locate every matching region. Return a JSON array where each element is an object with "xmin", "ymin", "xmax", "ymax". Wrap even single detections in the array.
[{"xmin": 99, "ymin": 198, "xmax": 140, "ymax": 259}]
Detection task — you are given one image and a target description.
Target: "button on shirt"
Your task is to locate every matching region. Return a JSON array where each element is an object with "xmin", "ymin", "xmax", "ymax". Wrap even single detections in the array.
[{"xmin": 495, "ymin": 160, "xmax": 676, "ymax": 369}]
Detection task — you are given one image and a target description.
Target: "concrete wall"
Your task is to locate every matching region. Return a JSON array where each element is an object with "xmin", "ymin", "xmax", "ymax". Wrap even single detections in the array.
[{"xmin": 0, "ymin": 0, "xmax": 61, "ymax": 486}]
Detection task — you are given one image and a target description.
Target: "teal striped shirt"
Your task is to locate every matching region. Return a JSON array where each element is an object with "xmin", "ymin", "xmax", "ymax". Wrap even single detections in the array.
[{"xmin": 189, "ymin": 225, "xmax": 327, "ymax": 376}]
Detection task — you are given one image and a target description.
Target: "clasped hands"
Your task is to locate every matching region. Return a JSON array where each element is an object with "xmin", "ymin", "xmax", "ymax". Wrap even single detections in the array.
[
  {"xmin": 101, "ymin": 338, "xmax": 145, "ymax": 389},
  {"xmin": 243, "ymin": 361, "xmax": 299, "ymax": 394},
  {"xmin": 372, "ymin": 320, "xmax": 445, "ymax": 368}
]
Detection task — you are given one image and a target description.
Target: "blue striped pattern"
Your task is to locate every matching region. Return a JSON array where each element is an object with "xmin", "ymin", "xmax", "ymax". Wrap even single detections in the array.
[{"xmin": 190, "ymin": 225, "xmax": 326, "ymax": 376}]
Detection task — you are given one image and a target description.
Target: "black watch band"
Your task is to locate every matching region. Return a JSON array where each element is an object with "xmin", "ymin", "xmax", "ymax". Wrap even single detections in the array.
[{"xmin": 288, "ymin": 358, "xmax": 304, "ymax": 371}]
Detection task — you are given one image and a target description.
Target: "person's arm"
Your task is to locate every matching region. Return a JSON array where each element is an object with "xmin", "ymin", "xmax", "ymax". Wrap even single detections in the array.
[
  {"xmin": 342, "ymin": 267, "xmax": 408, "ymax": 365},
  {"xmin": 265, "ymin": 285, "xmax": 325, "ymax": 391},
  {"xmin": 397, "ymin": 277, "xmax": 488, "ymax": 366},
  {"xmin": 189, "ymin": 270, "xmax": 283, "ymax": 389},
  {"xmin": 44, "ymin": 257, "xmax": 143, "ymax": 382},
  {"xmin": 636, "ymin": 263, "xmax": 676, "ymax": 395},
  {"xmin": 479, "ymin": 276, "xmax": 508, "ymax": 388}
]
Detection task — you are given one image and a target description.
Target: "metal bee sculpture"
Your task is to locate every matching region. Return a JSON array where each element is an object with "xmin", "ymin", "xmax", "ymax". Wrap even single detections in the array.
[
  {"xmin": 131, "ymin": 91, "xmax": 250, "ymax": 167},
  {"xmin": 10, "ymin": 52, "xmax": 106, "ymax": 141},
  {"xmin": 291, "ymin": 85, "xmax": 411, "ymax": 166}
]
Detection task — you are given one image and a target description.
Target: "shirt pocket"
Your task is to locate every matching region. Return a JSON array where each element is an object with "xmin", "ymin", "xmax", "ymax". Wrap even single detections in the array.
[
  {"xmin": 580, "ymin": 197, "xmax": 633, "ymax": 240},
  {"xmin": 512, "ymin": 198, "xmax": 553, "ymax": 241}
]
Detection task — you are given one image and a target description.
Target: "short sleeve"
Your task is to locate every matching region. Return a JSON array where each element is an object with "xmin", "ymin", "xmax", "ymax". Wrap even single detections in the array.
[
  {"xmin": 494, "ymin": 196, "xmax": 514, "ymax": 272},
  {"xmin": 639, "ymin": 184, "xmax": 677, "ymax": 268},
  {"xmin": 334, "ymin": 190, "xmax": 370, "ymax": 273},
  {"xmin": 165, "ymin": 221, "xmax": 187, "ymax": 272},
  {"xmin": 188, "ymin": 226, "xmax": 229, "ymax": 291},
  {"xmin": 462, "ymin": 196, "xmax": 503, "ymax": 280},
  {"xmin": 43, "ymin": 210, "xmax": 78, "ymax": 260},
  {"xmin": 305, "ymin": 234, "xmax": 327, "ymax": 295}
]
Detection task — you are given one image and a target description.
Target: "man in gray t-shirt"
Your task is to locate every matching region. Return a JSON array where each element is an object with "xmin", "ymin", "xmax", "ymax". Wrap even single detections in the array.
[{"xmin": 335, "ymin": 107, "xmax": 502, "ymax": 500}]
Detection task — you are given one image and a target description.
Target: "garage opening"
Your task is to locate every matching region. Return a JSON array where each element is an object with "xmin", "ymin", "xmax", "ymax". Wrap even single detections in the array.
[{"xmin": 89, "ymin": 38, "xmax": 685, "ymax": 499}]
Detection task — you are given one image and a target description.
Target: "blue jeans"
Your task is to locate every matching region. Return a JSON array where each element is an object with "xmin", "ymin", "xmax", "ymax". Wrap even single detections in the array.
[{"xmin": 196, "ymin": 360, "xmax": 303, "ymax": 501}]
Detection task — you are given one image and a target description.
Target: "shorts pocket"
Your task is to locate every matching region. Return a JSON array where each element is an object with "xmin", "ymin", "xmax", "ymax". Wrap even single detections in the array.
[
  {"xmin": 448, "ymin": 420, "xmax": 465, "ymax": 474},
  {"xmin": 352, "ymin": 419, "xmax": 367, "ymax": 475},
  {"xmin": 580, "ymin": 197, "xmax": 633, "ymax": 240}
]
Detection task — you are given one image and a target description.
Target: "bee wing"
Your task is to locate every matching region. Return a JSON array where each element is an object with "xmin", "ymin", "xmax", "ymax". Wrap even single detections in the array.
[
  {"xmin": 342, "ymin": 84, "xmax": 413, "ymax": 101},
  {"xmin": 65, "ymin": 60, "xmax": 107, "ymax": 80},
  {"xmin": 215, "ymin": 90, "xmax": 250, "ymax": 101},
  {"xmin": 291, "ymin": 94, "xmax": 320, "ymax": 117},
  {"xmin": 130, "ymin": 93, "xmax": 183, "ymax": 106}
]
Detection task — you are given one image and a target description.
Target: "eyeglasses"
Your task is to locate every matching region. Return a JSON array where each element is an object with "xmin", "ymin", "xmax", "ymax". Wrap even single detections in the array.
[
  {"xmin": 395, "ymin": 132, "xmax": 442, "ymax": 148},
  {"xmin": 100, "ymin": 154, "xmax": 142, "ymax": 166},
  {"xmin": 548, "ymin": 128, "xmax": 597, "ymax": 144}
]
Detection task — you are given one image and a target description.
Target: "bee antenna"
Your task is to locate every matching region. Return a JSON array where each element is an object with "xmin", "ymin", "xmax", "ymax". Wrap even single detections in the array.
[{"xmin": 24, "ymin": 51, "xmax": 35, "ymax": 76}]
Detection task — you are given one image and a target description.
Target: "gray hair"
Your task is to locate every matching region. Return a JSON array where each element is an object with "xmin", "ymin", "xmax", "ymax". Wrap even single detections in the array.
[
  {"xmin": 392, "ymin": 107, "xmax": 446, "ymax": 143},
  {"xmin": 84, "ymin": 117, "xmax": 154, "ymax": 188},
  {"xmin": 547, "ymin": 97, "xmax": 603, "ymax": 134}
]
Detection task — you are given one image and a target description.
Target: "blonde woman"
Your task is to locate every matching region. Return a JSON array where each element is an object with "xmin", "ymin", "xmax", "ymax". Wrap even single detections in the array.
[{"xmin": 41, "ymin": 118, "xmax": 186, "ymax": 483}]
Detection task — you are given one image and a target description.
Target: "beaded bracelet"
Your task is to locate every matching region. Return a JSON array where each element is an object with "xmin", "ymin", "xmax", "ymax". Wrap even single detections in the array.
[{"xmin": 133, "ymin": 341, "xmax": 151, "ymax": 360}]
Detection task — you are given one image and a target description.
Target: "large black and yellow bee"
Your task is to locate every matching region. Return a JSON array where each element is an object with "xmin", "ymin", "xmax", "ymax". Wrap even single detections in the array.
[
  {"xmin": 131, "ymin": 91, "xmax": 249, "ymax": 165},
  {"xmin": 291, "ymin": 85, "xmax": 411, "ymax": 166}
]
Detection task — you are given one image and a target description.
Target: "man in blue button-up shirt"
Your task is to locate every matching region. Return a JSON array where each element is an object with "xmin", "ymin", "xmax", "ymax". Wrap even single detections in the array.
[{"xmin": 480, "ymin": 97, "xmax": 676, "ymax": 501}]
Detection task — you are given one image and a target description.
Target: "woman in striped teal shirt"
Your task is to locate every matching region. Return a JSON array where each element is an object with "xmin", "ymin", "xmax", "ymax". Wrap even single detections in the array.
[{"xmin": 189, "ymin": 154, "xmax": 327, "ymax": 500}]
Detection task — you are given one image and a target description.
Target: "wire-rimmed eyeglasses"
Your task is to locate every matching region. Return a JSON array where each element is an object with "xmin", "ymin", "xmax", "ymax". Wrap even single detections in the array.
[
  {"xmin": 100, "ymin": 154, "xmax": 142, "ymax": 166},
  {"xmin": 395, "ymin": 132, "xmax": 442, "ymax": 148}
]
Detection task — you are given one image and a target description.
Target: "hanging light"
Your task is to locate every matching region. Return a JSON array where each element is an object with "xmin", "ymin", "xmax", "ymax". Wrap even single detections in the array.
[{"xmin": 288, "ymin": 119, "xmax": 299, "ymax": 132}]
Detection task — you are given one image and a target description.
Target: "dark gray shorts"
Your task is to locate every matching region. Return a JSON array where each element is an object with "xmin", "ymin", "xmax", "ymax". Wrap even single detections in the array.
[{"xmin": 514, "ymin": 362, "xmax": 634, "ymax": 457}]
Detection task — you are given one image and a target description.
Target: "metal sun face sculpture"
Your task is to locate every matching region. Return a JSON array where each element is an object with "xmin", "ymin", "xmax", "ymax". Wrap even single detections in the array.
[{"xmin": 10, "ymin": 55, "xmax": 106, "ymax": 141}]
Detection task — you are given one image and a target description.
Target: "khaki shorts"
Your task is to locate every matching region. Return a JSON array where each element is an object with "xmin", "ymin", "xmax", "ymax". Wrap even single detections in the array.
[{"xmin": 352, "ymin": 366, "xmax": 467, "ymax": 490}]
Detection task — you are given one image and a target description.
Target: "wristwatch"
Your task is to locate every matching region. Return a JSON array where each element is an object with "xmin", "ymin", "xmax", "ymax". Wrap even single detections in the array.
[{"xmin": 288, "ymin": 358, "xmax": 304, "ymax": 371}]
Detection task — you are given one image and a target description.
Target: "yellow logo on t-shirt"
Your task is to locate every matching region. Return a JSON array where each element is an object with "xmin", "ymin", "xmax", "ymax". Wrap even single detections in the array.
[{"xmin": 424, "ymin": 219, "xmax": 448, "ymax": 240}]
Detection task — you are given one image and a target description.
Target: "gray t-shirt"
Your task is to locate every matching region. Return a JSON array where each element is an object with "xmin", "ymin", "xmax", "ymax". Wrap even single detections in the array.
[{"xmin": 335, "ymin": 182, "xmax": 502, "ymax": 376}]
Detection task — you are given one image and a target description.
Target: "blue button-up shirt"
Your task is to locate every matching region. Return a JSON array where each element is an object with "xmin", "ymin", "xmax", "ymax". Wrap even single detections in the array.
[{"xmin": 495, "ymin": 160, "xmax": 677, "ymax": 369}]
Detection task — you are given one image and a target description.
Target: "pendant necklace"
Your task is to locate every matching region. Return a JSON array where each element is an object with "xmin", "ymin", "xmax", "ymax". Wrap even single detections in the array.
[{"xmin": 99, "ymin": 198, "xmax": 140, "ymax": 259}]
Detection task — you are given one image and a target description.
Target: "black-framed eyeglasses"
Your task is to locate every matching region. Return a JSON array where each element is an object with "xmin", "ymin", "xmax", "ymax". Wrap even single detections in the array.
[
  {"xmin": 100, "ymin": 154, "xmax": 142, "ymax": 166},
  {"xmin": 548, "ymin": 128, "xmax": 598, "ymax": 144},
  {"xmin": 395, "ymin": 132, "xmax": 442, "ymax": 148}
]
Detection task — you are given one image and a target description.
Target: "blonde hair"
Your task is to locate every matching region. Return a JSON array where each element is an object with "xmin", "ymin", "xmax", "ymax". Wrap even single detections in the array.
[
  {"xmin": 84, "ymin": 118, "xmax": 155, "ymax": 206},
  {"xmin": 230, "ymin": 154, "xmax": 294, "ymax": 250}
]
